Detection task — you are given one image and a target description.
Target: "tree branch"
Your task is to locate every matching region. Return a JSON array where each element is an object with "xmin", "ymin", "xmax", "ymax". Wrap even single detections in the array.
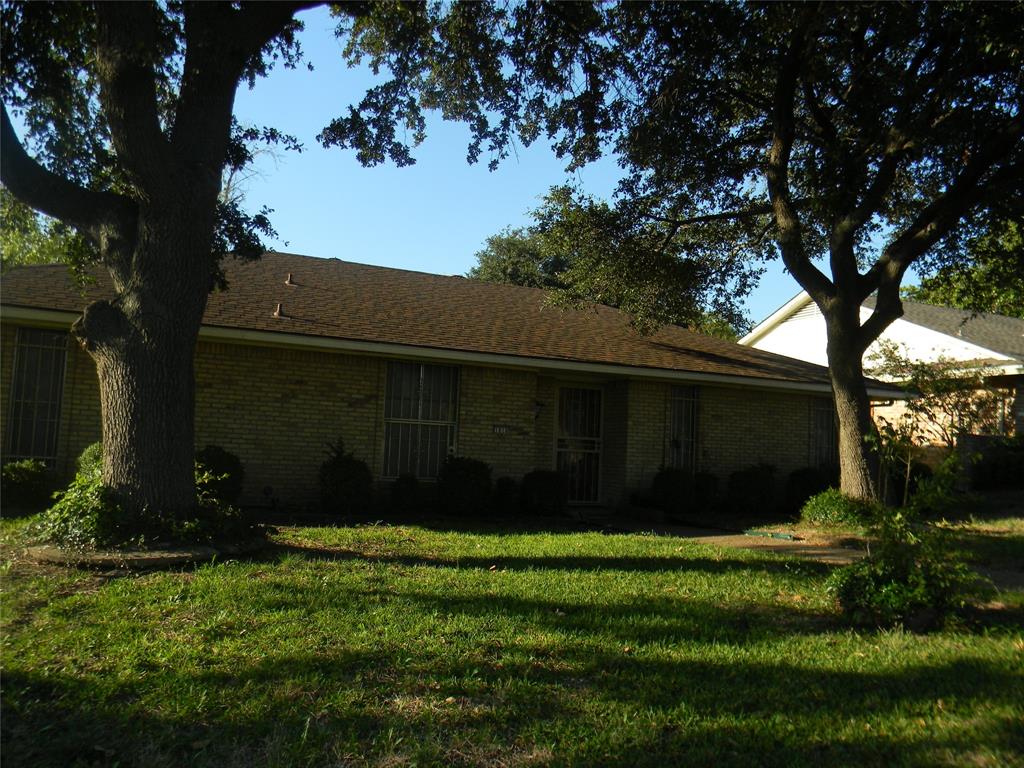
[
  {"xmin": 765, "ymin": 13, "xmax": 833, "ymax": 305},
  {"xmin": 93, "ymin": 2, "xmax": 171, "ymax": 186},
  {"xmin": 0, "ymin": 104, "xmax": 136, "ymax": 248}
]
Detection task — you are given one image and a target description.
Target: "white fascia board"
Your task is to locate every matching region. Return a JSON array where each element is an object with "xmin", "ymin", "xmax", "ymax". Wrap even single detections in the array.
[
  {"xmin": 738, "ymin": 291, "xmax": 813, "ymax": 345},
  {"xmin": 0, "ymin": 302, "xmax": 909, "ymax": 400}
]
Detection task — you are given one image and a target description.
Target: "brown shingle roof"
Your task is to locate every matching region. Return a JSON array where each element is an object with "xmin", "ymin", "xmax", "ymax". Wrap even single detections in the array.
[{"xmin": 1, "ymin": 252, "xmax": 890, "ymax": 390}]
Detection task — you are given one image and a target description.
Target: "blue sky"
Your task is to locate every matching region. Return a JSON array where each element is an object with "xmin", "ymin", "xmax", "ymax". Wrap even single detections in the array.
[{"xmin": 232, "ymin": 5, "xmax": 805, "ymax": 325}]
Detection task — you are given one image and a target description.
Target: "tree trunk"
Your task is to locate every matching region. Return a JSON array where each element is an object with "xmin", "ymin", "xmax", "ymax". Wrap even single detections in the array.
[
  {"xmin": 73, "ymin": 216, "xmax": 213, "ymax": 522},
  {"xmin": 824, "ymin": 309, "xmax": 880, "ymax": 501}
]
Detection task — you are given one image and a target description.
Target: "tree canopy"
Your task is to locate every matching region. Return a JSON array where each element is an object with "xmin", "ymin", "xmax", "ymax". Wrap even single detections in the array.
[
  {"xmin": 905, "ymin": 220, "xmax": 1024, "ymax": 319},
  {"xmin": 468, "ymin": 189, "xmax": 750, "ymax": 340}
]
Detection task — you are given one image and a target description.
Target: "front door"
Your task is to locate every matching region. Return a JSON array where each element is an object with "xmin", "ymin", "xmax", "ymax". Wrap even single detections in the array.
[{"xmin": 557, "ymin": 387, "xmax": 602, "ymax": 503}]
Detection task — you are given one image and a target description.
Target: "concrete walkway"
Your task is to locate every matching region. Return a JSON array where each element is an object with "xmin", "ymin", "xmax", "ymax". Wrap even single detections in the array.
[{"xmin": 610, "ymin": 519, "xmax": 867, "ymax": 565}]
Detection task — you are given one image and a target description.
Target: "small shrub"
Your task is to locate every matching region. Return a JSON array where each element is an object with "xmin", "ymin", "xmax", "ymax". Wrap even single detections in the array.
[
  {"xmin": 693, "ymin": 472, "xmax": 719, "ymax": 511},
  {"xmin": 180, "ymin": 465, "xmax": 256, "ymax": 544},
  {"xmin": 800, "ymin": 489, "xmax": 876, "ymax": 527},
  {"xmin": 437, "ymin": 456, "xmax": 492, "ymax": 515},
  {"xmin": 1, "ymin": 459, "xmax": 56, "ymax": 511},
  {"xmin": 651, "ymin": 468, "xmax": 694, "ymax": 517},
  {"xmin": 390, "ymin": 473, "xmax": 420, "ymax": 513},
  {"xmin": 40, "ymin": 473, "xmax": 140, "ymax": 549},
  {"xmin": 319, "ymin": 438, "xmax": 373, "ymax": 515},
  {"xmin": 907, "ymin": 455, "xmax": 960, "ymax": 518},
  {"xmin": 826, "ymin": 507, "xmax": 977, "ymax": 628},
  {"xmin": 783, "ymin": 466, "xmax": 836, "ymax": 514},
  {"xmin": 521, "ymin": 470, "xmax": 568, "ymax": 517},
  {"xmin": 492, "ymin": 476, "xmax": 520, "ymax": 515},
  {"xmin": 195, "ymin": 444, "xmax": 245, "ymax": 504},
  {"xmin": 76, "ymin": 442, "xmax": 103, "ymax": 479},
  {"xmin": 726, "ymin": 464, "xmax": 775, "ymax": 515}
]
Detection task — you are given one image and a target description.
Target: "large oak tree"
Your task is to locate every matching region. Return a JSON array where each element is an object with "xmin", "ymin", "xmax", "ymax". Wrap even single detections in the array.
[
  {"xmin": 0, "ymin": 1, "xmax": 568, "ymax": 524},
  {"xmin": 409, "ymin": 2, "xmax": 1022, "ymax": 500}
]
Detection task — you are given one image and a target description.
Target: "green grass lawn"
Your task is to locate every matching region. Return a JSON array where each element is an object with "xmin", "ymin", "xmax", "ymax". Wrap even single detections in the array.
[{"xmin": 2, "ymin": 519, "xmax": 1022, "ymax": 768}]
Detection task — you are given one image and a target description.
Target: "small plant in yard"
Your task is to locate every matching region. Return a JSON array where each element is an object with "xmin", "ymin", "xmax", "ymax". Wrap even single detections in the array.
[
  {"xmin": 784, "ymin": 466, "xmax": 836, "ymax": 515},
  {"xmin": 1, "ymin": 458, "xmax": 56, "ymax": 511},
  {"xmin": 437, "ymin": 455, "xmax": 492, "ymax": 515},
  {"xmin": 76, "ymin": 441, "xmax": 103, "ymax": 478},
  {"xmin": 195, "ymin": 444, "xmax": 246, "ymax": 504},
  {"xmin": 826, "ymin": 506, "xmax": 979, "ymax": 629},
  {"xmin": 39, "ymin": 472, "xmax": 141, "ymax": 549},
  {"xmin": 319, "ymin": 437, "xmax": 373, "ymax": 515},
  {"xmin": 800, "ymin": 488, "xmax": 877, "ymax": 527}
]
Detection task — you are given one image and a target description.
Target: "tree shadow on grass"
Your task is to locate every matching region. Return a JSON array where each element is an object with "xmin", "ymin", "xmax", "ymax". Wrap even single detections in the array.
[
  {"xmin": 263, "ymin": 541, "xmax": 830, "ymax": 579},
  {"xmin": 3, "ymin": 641, "xmax": 1021, "ymax": 768}
]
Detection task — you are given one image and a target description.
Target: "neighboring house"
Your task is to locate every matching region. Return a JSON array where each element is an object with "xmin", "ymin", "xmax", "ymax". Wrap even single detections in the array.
[
  {"xmin": 1, "ymin": 253, "xmax": 903, "ymax": 508},
  {"xmin": 741, "ymin": 291, "xmax": 1024, "ymax": 441}
]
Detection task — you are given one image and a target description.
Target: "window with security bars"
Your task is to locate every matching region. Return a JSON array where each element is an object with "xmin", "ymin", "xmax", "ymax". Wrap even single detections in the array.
[
  {"xmin": 809, "ymin": 399, "xmax": 838, "ymax": 468},
  {"xmin": 383, "ymin": 361, "xmax": 459, "ymax": 479},
  {"xmin": 5, "ymin": 328, "xmax": 68, "ymax": 465},
  {"xmin": 666, "ymin": 385, "xmax": 699, "ymax": 472}
]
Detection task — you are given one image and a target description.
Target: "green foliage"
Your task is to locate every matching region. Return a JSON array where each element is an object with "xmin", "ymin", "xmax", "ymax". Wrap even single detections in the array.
[
  {"xmin": 726, "ymin": 464, "xmax": 775, "ymax": 515},
  {"xmin": 468, "ymin": 191, "xmax": 752, "ymax": 336},
  {"xmin": 521, "ymin": 470, "xmax": 569, "ymax": 517},
  {"xmin": 800, "ymin": 489, "xmax": 877, "ymax": 528},
  {"xmin": 195, "ymin": 444, "xmax": 245, "ymax": 505},
  {"xmin": 181, "ymin": 465, "xmax": 256, "ymax": 545},
  {"xmin": 76, "ymin": 441, "xmax": 103, "ymax": 479},
  {"xmin": 39, "ymin": 473, "xmax": 137, "ymax": 549},
  {"xmin": 319, "ymin": 438, "xmax": 373, "ymax": 516},
  {"xmin": 827, "ymin": 508, "xmax": 978, "ymax": 628},
  {"xmin": 906, "ymin": 220, "xmax": 1024, "ymax": 318},
  {"xmin": 0, "ymin": 187, "xmax": 94, "ymax": 274},
  {"xmin": 436, "ymin": 456, "xmax": 492, "ymax": 516},
  {"xmin": 1, "ymin": 459, "xmax": 56, "ymax": 511},
  {"xmin": 784, "ymin": 466, "xmax": 837, "ymax": 515}
]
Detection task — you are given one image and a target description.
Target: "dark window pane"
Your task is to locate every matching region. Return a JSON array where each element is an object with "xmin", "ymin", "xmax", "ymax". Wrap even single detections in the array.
[{"xmin": 5, "ymin": 328, "xmax": 68, "ymax": 464}]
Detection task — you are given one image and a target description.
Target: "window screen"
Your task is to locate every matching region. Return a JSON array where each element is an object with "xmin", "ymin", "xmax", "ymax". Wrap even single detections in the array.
[
  {"xmin": 5, "ymin": 328, "xmax": 68, "ymax": 464},
  {"xmin": 667, "ymin": 385, "xmax": 699, "ymax": 472},
  {"xmin": 383, "ymin": 361, "xmax": 459, "ymax": 478},
  {"xmin": 809, "ymin": 398, "xmax": 838, "ymax": 468}
]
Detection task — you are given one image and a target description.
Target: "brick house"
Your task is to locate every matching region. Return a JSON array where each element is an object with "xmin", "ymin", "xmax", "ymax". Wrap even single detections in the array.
[
  {"xmin": 1, "ymin": 253, "xmax": 903, "ymax": 508},
  {"xmin": 741, "ymin": 291, "xmax": 1023, "ymax": 443}
]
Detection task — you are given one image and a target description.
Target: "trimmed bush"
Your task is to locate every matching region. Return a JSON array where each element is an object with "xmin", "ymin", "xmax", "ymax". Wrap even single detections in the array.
[
  {"xmin": 726, "ymin": 464, "xmax": 775, "ymax": 515},
  {"xmin": 826, "ymin": 508, "xmax": 976, "ymax": 628},
  {"xmin": 521, "ymin": 470, "xmax": 569, "ymax": 517},
  {"xmin": 1, "ymin": 459, "xmax": 56, "ymax": 511},
  {"xmin": 319, "ymin": 438, "xmax": 373, "ymax": 515},
  {"xmin": 390, "ymin": 473, "xmax": 420, "ymax": 513},
  {"xmin": 76, "ymin": 442, "xmax": 103, "ymax": 479},
  {"xmin": 195, "ymin": 444, "xmax": 245, "ymax": 505},
  {"xmin": 783, "ymin": 466, "xmax": 836, "ymax": 514},
  {"xmin": 651, "ymin": 468, "xmax": 692, "ymax": 517},
  {"xmin": 492, "ymin": 476, "xmax": 520, "ymax": 515},
  {"xmin": 437, "ymin": 456, "xmax": 492, "ymax": 515},
  {"xmin": 183, "ymin": 465, "xmax": 257, "ymax": 544},
  {"xmin": 800, "ymin": 489, "xmax": 876, "ymax": 527},
  {"xmin": 693, "ymin": 472, "xmax": 719, "ymax": 511}
]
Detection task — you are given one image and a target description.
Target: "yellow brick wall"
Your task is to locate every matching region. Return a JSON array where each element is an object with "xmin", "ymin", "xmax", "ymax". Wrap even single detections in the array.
[
  {"xmin": 2, "ymin": 318, "xmax": 837, "ymax": 508},
  {"xmin": 698, "ymin": 386, "xmax": 818, "ymax": 481},
  {"xmin": 457, "ymin": 365, "xmax": 538, "ymax": 479},
  {"xmin": 194, "ymin": 342, "xmax": 384, "ymax": 506}
]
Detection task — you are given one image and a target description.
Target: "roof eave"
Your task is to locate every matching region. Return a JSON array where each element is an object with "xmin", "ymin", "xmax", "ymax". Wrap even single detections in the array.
[{"xmin": 1, "ymin": 302, "xmax": 908, "ymax": 400}]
